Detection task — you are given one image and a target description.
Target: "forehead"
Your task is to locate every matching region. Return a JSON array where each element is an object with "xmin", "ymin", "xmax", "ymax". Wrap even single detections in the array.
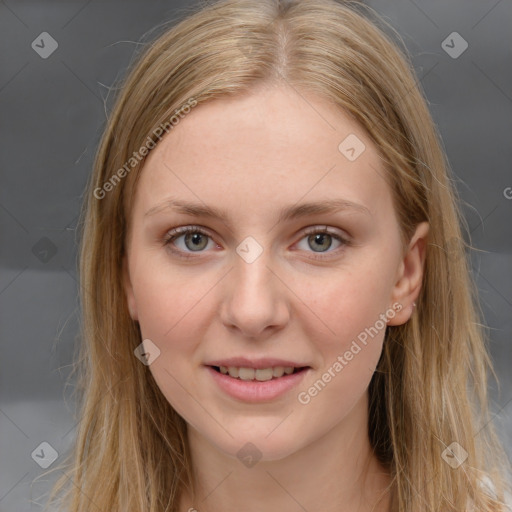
[{"xmin": 132, "ymin": 84, "xmax": 393, "ymax": 225}]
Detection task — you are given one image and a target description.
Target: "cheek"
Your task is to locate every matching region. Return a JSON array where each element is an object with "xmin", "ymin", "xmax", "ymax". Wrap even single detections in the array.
[
  {"xmin": 293, "ymin": 272, "xmax": 389, "ymax": 430},
  {"xmin": 292, "ymin": 263, "xmax": 392, "ymax": 351},
  {"xmin": 290, "ymin": 264, "xmax": 391, "ymax": 410},
  {"xmin": 292, "ymin": 334, "xmax": 383, "ymax": 453},
  {"xmin": 130, "ymin": 261, "xmax": 216, "ymax": 344},
  {"xmin": 129, "ymin": 265, "xmax": 217, "ymax": 409},
  {"xmin": 302, "ymin": 280, "xmax": 386, "ymax": 398}
]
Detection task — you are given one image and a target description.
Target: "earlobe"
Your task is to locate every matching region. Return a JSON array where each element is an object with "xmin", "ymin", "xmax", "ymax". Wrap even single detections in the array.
[
  {"xmin": 122, "ymin": 256, "xmax": 138, "ymax": 321},
  {"xmin": 387, "ymin": 221, "xmax": 429, "ymax": 326}
]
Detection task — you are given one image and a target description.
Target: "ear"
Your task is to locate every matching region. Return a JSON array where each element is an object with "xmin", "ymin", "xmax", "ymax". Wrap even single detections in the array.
[
  {"xmin": 387, "ymin": 221, "xmax": 429, "ymax": 326},
  {"xmin": 122, "ymin": 255, "xmax": 139, "ymax": 322}
]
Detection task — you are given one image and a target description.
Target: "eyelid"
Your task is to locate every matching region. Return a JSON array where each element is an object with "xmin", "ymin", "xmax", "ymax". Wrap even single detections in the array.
[
  {"xmin": 163, "ymin": 224, "xmax": 213, "ymax": 241},
  {"xmin": 162, "ymin": 224, "xmax": 350, "ymax": 259},
  {"xmin": 295, "ymin": 226, "xmax": 350, "ymax": 259},
  {"xmin": 162, "ymin": 225, "xmax": 217, "ymax": 257},
  {"xmin": 301, "ymin": 225, "xmax": 350, "ymax": 241}
]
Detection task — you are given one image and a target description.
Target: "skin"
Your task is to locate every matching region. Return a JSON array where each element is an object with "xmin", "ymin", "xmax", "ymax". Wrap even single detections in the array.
[{"xmin": 123, "ymin": 82, "xmax": 429, "ymax": 512}]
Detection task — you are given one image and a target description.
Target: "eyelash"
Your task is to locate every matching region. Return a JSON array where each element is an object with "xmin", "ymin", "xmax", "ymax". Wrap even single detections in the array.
[{"xmin": 162, "ymin": 225, "xmax": 350, "ymax": 261}]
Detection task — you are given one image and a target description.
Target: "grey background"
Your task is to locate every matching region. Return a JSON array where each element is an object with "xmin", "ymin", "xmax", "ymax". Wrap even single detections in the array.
[{"xmin": 1, "ymin": 0, "xmax": 511, "ymax": 510}]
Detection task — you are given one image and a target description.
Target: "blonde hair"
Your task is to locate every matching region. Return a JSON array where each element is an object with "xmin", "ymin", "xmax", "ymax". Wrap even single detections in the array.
[{"xmin": 43, "ymin": 0, "xmax": 511, "ymax": 511}]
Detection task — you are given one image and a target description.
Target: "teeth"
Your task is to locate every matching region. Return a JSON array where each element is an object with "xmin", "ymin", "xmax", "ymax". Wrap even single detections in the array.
[
  {"xmin": 272, "ymin": 366, "xmax": 284, "ymax": 378},
  {"xmin": 238, "ymin": 367, "xmax": 255, "ymax": 381},
  {"xmin": 255, "ymin": 368, "xmax": 274, "ymax": 381},
  {"xmin": 227, "ymin": 366, "xmax": 239, "ymax": 378},
  {"xmin": 216, "ymin": 365, "xmax": 299, "ymax": 380}
]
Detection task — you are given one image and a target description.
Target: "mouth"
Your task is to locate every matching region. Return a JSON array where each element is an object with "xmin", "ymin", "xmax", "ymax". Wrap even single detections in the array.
[
  {"xmin": 205, "ymin": 363, "xmax": 312, "ymax": 402},
  {"xmin": 209, "ymin": 365, "xmax": 310, "ymax": 381}
]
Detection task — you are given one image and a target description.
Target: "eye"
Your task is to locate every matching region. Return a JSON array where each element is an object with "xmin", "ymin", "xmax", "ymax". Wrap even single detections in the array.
[
  {"xmin": 162, "ymin": 225, "xmax": 350, "ymax": 260},
  {"xmin": 296, "ymin": 226, "xmax": 349, "ymax": 259},
  {"xmin": 163, "ymin": 226, "xmax": 217, "ymax": 258}
]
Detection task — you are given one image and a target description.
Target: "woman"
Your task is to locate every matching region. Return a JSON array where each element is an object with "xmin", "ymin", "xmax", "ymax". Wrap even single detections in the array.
[{"xmin": 45, "ymin": 0, "xmax": 511, "ymax": 511}]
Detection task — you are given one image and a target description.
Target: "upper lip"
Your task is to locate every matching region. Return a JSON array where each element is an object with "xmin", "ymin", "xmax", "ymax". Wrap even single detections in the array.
[{"xmin": 204, "ymin": 357, "xmax": 311, "ymax": 369}]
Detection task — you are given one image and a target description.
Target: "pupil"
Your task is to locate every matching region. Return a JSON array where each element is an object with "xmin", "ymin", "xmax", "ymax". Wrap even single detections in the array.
[
  {"xmin": 310, "ymin": 233, "xmax": 331, "ymax": 252},
  {"xmin": 184, "ymin": 233, "xmax": 332, "ymax": 252},
  {"xmin": 186, "ymin": 233, "xmax": 207, "ymax": 251}
]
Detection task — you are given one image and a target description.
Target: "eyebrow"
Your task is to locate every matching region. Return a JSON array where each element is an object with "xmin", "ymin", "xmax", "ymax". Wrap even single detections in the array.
[{"xmin": 144, "ymin": 197, "xmax": 372, "ymax": 224}]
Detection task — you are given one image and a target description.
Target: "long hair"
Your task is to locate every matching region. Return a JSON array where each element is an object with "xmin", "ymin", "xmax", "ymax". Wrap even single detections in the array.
[{"xmin": 44, "ymin": 1, "xmax": 511, "ymax": 510}]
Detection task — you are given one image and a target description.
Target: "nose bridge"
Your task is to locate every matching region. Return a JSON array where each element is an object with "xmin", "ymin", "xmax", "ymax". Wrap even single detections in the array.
[
  {"xmin": 220, "ymin": 236, "xmax": 289, "ymax": 336},
  {"xmin": 235, "ymin": 246, "xmax": 273, "ymax": 294},
  {"xmin": 233, "ymin": 238, "xmax": 277, "ymax": 307}
]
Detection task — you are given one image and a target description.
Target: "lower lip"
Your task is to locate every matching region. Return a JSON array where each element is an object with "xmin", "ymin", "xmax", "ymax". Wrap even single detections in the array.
[{"xmin": 205, "ymin": 366, "xmax": 310, "ymax": 403}]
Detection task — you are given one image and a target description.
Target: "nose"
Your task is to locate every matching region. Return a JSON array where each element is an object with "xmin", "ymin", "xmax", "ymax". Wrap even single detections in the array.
[{"xmin": 219, "ymin": 249, "xmax": 290, "ymax": 339}]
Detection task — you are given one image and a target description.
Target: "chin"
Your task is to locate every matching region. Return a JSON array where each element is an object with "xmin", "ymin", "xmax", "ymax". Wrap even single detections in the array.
[{"xmin": 201, "ymin": 422, "xmax": 309, "ymax": 463}]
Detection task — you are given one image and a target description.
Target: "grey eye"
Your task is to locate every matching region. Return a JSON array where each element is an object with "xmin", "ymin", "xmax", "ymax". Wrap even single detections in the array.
[
  {"xmin": 307, "ymin": 233, "xmax": 334, "ymax": 252},
  {"xmin": 180, "ymin": 232, "xmax": 210, "ymax": 251}
]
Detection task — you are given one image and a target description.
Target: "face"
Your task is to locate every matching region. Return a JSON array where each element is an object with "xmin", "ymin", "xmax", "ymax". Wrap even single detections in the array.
[{"xmin": 123, "ymin": 83, "xmax": 428, "ymax": 461}]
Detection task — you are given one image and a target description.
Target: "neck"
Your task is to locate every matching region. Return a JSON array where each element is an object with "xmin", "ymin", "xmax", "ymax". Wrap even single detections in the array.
[{"xmin": 179, "ymin": 395, "xmax": 392, "ymax": 512}]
